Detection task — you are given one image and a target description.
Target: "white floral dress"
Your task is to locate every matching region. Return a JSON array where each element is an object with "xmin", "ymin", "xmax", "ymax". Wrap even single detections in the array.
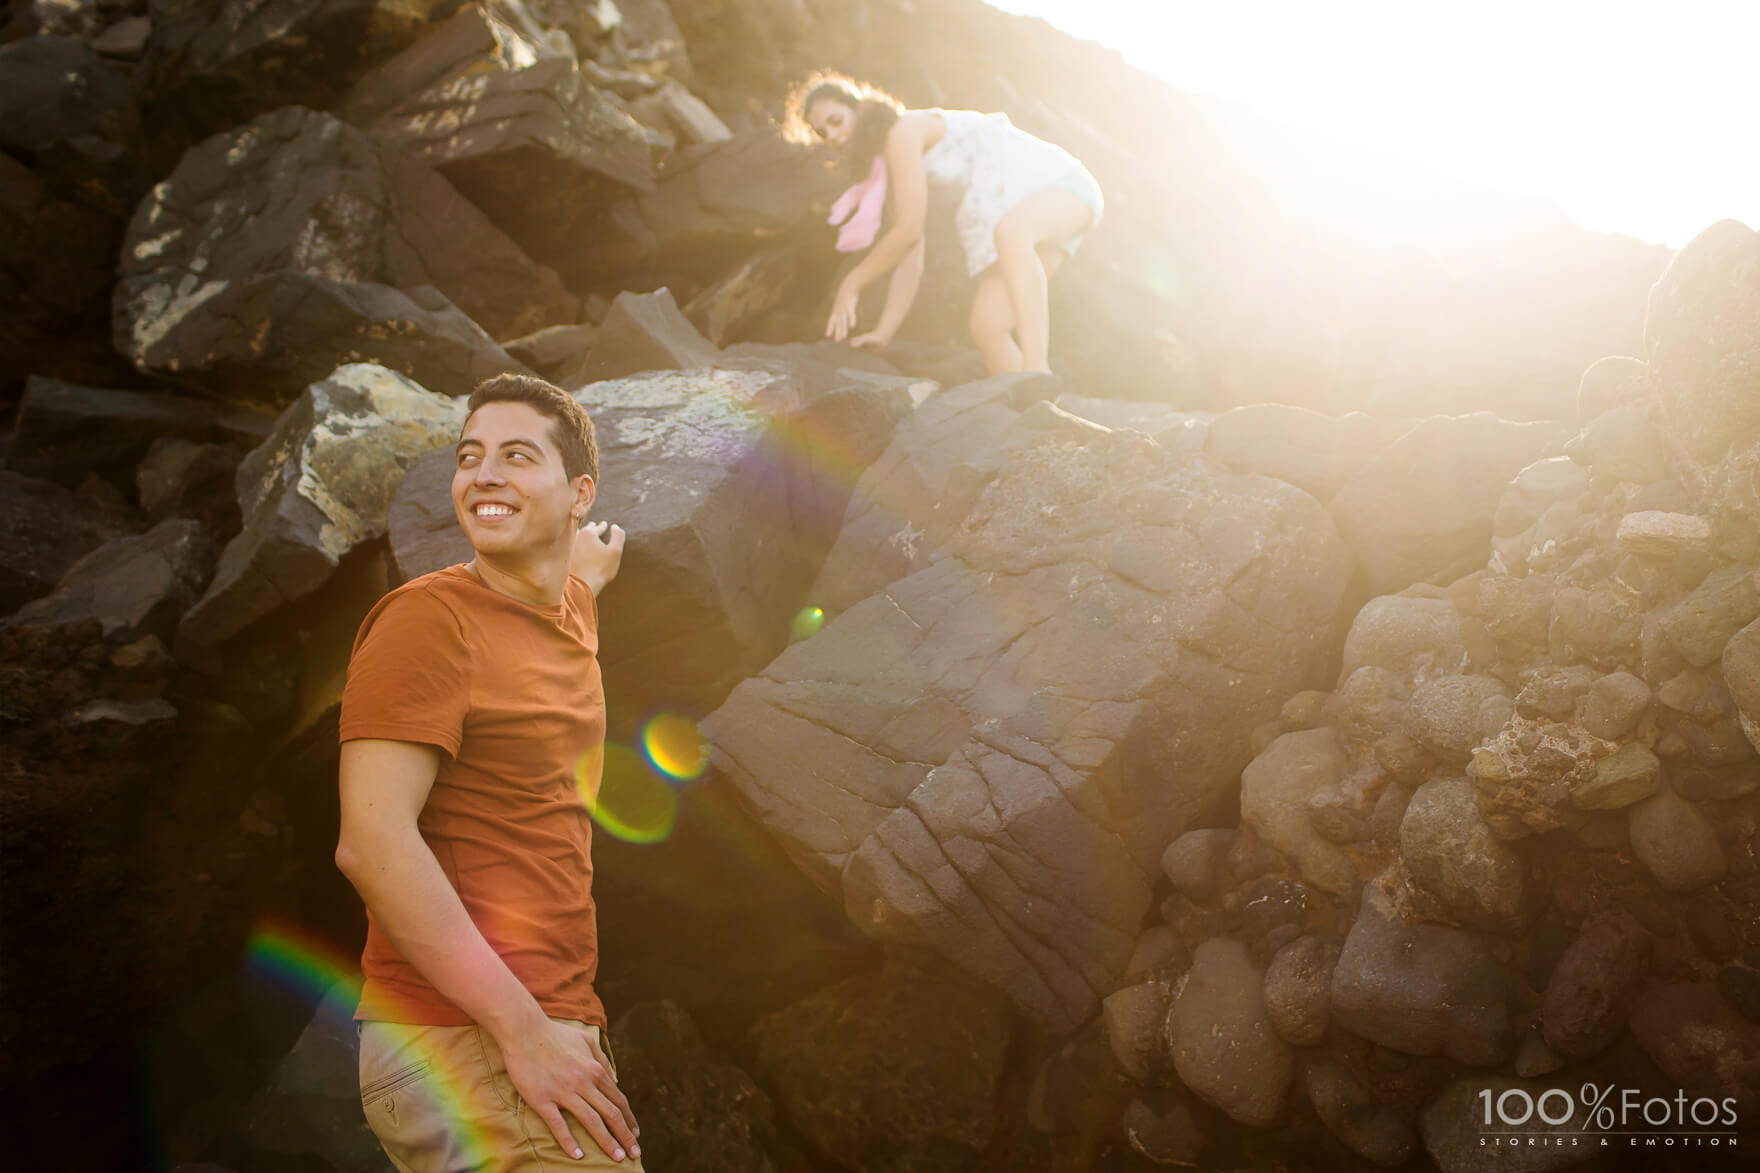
[{"xmin": 919, "ymin": 108, "xmax": 1100, "ymax": 277}]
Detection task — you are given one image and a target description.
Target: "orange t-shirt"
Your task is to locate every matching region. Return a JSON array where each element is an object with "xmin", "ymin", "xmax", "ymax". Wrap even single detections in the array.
[{"xmin": 339, "ymin": 564, "xmax": 607, "ymax": 1028}]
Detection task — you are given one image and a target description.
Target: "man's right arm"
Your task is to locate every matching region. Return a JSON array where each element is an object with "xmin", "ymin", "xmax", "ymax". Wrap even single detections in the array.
[{"xmin": 335, "ymin": 738, "xmax": 639, "ymax": 1163}]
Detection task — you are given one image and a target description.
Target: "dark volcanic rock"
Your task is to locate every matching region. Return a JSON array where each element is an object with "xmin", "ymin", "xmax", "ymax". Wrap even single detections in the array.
[
  {"xmin": 140, "ymin": 0, "xmax": 452, "ymax": 164},
  {"xmin": 1420, "ymin": 1075, "xmax": 1595, "ymax": 1173},
  {"xmin": 1540, "ymin": 913, "xmax": 1650, "ymax": 1059},
  {"xmin": 0, "ymin": 35, "xmax": 147, "ymax": 215},
  {"xmin": 709, "ymin": 431, "xmax": 1353, "ymax": 1031},
  {"xmin": 180, "ymin": 364, "xmax": 464, "ymax": 647},
  {"xmin": 567, "ymin": 287, "xmax": 720, "ymax": 387},
  {"xmin": 751, "ymin": 955, "xmax": 1012, "ymax": 1173},
  {"xmin": 7, "ymin": 376, "xmax": 271, "ymax": 491},
  {"xmin": 240, "ymin": 978, "xmax": 385, "ymax": 1173},
  {"xmin": 1330, "ymin": 882, "xmax": 1515, "ymax": 1066},
  {"xmin": 1330, "ymin": 413, "xmax": 1560, "ymax": 595},
  {"xmin": 366, "ymin": 50, "xmax": 656, "ymax": 288},
  {"xmin": 1263, "ymin": 934, "xmax": 1340, "ymax": 1047},
  {"xmin": 1628, "ymin": 982, "xmax": 1760, "ymax": 1114},
  {"xmin": 1302, "ymin": 1056, "xmax": 1417, "ymax": 1167},
  {"xmin": 611, "ymin": 1000, "xmax": 779, "ymax": 1173},
  {"xmin": 0, "ymin": 470, "xmax": 139, "ymax": 614},
  {"xmin": 9, "ymin": 520, "xmax": 217, "ymax": 642},
  {"xmin": 1399, "ymin": 774, "xmax": 1526, "ymax": 933},
  {"xmin": 114, "ymin": 107, "xmax": 560, "ymax": 403}
]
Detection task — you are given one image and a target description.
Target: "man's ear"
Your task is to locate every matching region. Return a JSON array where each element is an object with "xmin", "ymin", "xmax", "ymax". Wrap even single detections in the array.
[{"xmin": 573, "ymin": 474, "xmax": 596, "ymax": 523}]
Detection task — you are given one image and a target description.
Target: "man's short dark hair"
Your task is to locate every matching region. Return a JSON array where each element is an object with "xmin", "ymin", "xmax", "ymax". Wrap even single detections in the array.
[{"xmin": 466, "ymin": 374, "xmax": 599, "ymax": 482}]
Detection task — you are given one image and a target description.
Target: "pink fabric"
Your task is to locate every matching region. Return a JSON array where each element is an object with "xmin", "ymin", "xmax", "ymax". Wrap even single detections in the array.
[{"xmin": 828, "ymin": 155, "xmax": 888, "ymax": 252}]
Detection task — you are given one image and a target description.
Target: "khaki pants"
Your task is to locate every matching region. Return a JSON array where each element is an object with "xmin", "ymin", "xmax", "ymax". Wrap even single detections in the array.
[{"xmin": 359, "ymin": 1018, "xmax": 645, "ymax": 1173}]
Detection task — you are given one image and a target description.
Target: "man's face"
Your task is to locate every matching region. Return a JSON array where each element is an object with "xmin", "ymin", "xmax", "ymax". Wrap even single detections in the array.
[{"xmin": 452, "ymin": 401, "xmax": 592, "ymax": 560}]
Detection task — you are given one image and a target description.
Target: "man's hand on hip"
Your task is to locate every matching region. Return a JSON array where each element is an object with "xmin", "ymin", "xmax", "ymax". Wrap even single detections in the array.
[{"xmin": 500, "ymin": 1017, "xmax": 641, "ymax": 1163}]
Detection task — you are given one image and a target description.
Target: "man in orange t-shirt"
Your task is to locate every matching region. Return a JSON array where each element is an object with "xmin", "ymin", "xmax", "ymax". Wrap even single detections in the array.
[{"xmin": 336, "ymin": 373, "xmax": 643, "ymax": 1171}]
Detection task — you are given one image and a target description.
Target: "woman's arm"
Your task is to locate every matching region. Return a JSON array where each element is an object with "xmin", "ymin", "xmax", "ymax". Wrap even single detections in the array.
[
  {"xmin": 826, "ymin": 114, "xmax": 934, "ymax": 340},
  {"xmin": 851, "ymin": 235, "xmax": 925, "ymax": 349}
]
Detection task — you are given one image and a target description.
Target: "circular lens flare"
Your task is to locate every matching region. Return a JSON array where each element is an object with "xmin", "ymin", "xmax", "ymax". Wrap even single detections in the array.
[
  {"xmin": 576, "ymin": 743, "xmax": 676, "ymax": 844},
  {"xmin": 791, "ymin": 605, "xmax": 825, "ymax": 641},
  {"xmin": 642, "ymin": 713, "xmax": 708, "ymax": 782}
]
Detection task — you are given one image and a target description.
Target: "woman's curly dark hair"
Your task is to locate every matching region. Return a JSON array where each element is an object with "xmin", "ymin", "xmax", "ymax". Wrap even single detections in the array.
[{"xmin": 784, "ymin": 70, "xmax": 904, "ymax": 181}]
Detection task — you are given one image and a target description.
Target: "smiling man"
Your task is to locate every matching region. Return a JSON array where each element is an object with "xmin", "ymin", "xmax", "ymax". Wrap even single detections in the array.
[{"xmin": 335, "ymin": 373, "xmax": 642, "ymax": 1171}]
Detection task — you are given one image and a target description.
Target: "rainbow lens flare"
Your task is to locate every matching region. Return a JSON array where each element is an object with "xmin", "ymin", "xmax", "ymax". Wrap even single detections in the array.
[
  {"xmin": 642, "ymin": 713, "xmax": 709, "ymax": 781},
  {"xmin": 791, "ymin": 605, "xmax": 826, "ymax": 641},
  {"xmin": 577, "ymin": 742, "xmax": 677, "ymax": 844}
]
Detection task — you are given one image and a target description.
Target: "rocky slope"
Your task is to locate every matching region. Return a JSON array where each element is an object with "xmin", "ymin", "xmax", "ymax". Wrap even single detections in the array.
[{"xmin": 0, "ymin": 2, "xmax": 1753, "ymax": 1172}]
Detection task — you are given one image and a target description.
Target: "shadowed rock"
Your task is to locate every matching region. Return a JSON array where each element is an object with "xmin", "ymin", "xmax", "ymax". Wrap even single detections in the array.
[
  {"xmin": 114, "ymin": 107, "xmax": 561, "ymax": 403},
  {"xmin": 1330, "ymin": 413, "xmax": 1561, "ymax": 595},
  {"xmin": 9, "ymin": 520, "xmax": 217, "ymax": 643},
  {"xmin": 180, "ymin": 364, "xmax": 466, "ymax": 647},
  {"xmin": 0, "ymin": 470, "xmax": 140, "ymax": 614},
  {"xmin": 568, "ymin": 288, "xmax": 720, "ymax": 387},
  {"xmin": 709, "ymin": 430, "xmax": 1353, "ymax": 1030},
  {"xmin": 1167, "ymin": 938, "xmax": 1291, "ymax": 1127}
]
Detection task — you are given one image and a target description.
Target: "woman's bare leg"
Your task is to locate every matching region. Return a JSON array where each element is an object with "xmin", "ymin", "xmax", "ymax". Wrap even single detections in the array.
[
  {"xmin": 969, "ymin": 271, "xmax": 1021, "ymax": 375},
  {"xmin": 991, "ymin": 188, "xmax": 1093, "ymax": 372}
]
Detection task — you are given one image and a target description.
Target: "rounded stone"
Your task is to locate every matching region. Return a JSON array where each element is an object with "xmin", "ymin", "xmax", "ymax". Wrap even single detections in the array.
[
  {"xmin": 1263, "ymin": 935, "xmax": 1339, "ymax": 1046},
  {"xmin": 1628, "ymin": 787, "xmax": 1727, "ymax": 893},
  {"xmin": 1399, "ymin": 775, "xmax": 1527, "ymax": 932},
  {"xmin": 1166, "ymin": 938, "xmax": 1293, "ymax": 1127}
]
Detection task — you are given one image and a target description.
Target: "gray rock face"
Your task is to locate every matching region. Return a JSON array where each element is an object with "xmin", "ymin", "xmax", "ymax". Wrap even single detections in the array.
[
  {"xmin": 1407, "ymin": 674, "xmax": 1511, "ymax": 764},
  {"xmin": 1330, "ymin": 883, "xmax": 1514, "ymax": 1066},
  {"xmin": 1167, "ymin": 938, "xmax": 1292, "ymax": 1127},
  {"xmin": 0, "ymin": 471, "xmax": 140, "ymax": 614},
  {"xmin": 1627, "ymin": 786, "xmax": 1727, "ymax": 893},
  {"xmin": 114, "ymin": 107, "xmax": 557, "ymax": 403},
  {"xmin": 10, "ymin": 520, "xmax": 216, "ymax": 643},
  {"xmin": 1540, "ymin": 913, "xmax": 1649, "ymax": 1058},
  {"xmin": 180, "ymin": 364, "xmax": 465, "ymax": 647},
  {"xmin": 809, "ymin": 374, "xmax": 1068, "ymax": 616},
  {"xmin": 569, "ymin": 288, "xmax": 720, "ymax": 387},
  {"xmin": 1302, "ymin": 1057, "xmax": 1416, "ymax": 1167},
  {"xmin": 1330, "ymin": 413, "xmax": 1561, "ymax": 595},
  {"xmin": 610, "ymin": 1001, "xmax": 779, "ymax": 1173},
  {"xmin": 751, "ymin": 958, "xmax": 1012, "ymax": 1173},
  {"xmin": 1203, "ymin": 404, "xmax": 1405, "ymax": 502},
  {"xmin": 1399, "ymin": 776, "xmax": 1526, "ymax": 933},
  {"xmin": 1240, "ymin": 728, "xmax": 1357, "ymax": 898},
  {"xmin": 7, "ymin": 376, "xmax": 270, "ymax": 491},
  {"xmin": 710, "ymin": 431, "xmax": 1353, "ymax": 1031},
  {"xmin": 1263, "ymin": 934, "xmax": 1338, "ymax": 1046},
  {"xmin": 1420, "ymin": 1076, "xmax": 1596, "ymax": 1173},
  {"xmin": 1339, "ymin": 594, "xmax": 1466, "ymax": 682},
  {"xmin": 1663, "ymin": 564, "xmax": 1760, "ymax": 668}
]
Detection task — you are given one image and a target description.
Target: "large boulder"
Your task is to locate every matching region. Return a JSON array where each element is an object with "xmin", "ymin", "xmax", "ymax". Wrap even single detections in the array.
[
  {"xmin": 364, "ymin": 45, "xmax": 657, "ymax": 289},
  {"xmin": 567, "ymin": 288, "xmax": 720, "ymax": 386},
  {"xmin": 1166, "ymin": 938, "xmax": 1292, "ymax": 1127},
  {"xmin": 6, "ymin": 376, "xmax": 271, "ymax": 491},
  {"xmin": 610, "ymin": 1001, "xmax": 781, "ymax": 1173},
  {"xmin": 1648, "ymin": 220, "xmax": 1760, "ymax": 466},
  {"xmin": 750, "ymin": 955, "xmax": 1013, "ymax": 1173},
  {"xmin": 8, "ymin": 520, "xmax": 218, "ymax": 643},
  {"xmin": 1330, "ymin": 414, "xmax": 1561, "ymax": 594},
  {"xmin": 390, "ymin": 364, "xmax": 918, "ymax": 719},
  {"xmin": 114, "ymin": 107, "xmax": 558, "ymax": 404},
  {"xmin": 139, "ymin": 0, "xmax": 453, "ymax": 163},
  {"xmin": 709, "ymin": 430, "xmax": 1353, "ymax": 1030},
  {"xmin": 1330, "ymin": 882, "xmax": 1515, "ymax": 1066},
  {"xmin": 0, "ymin": 470, "xmax": 140, "ymax": 614},
  {"xmin": 180, "ymin": 364, "xmax": 466, "ymax": 647},
  {"xmin": 0, "ymin": 35, "xmax": 148, "ymax": 216}
]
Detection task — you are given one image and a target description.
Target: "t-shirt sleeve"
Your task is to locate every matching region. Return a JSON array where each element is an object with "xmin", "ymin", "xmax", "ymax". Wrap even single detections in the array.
[{"xmin": 339, "ymin": 585, "xmax": 471, "ymax": 756}]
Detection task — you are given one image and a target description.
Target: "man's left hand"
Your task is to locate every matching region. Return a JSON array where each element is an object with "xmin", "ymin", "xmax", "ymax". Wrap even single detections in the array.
[{"xmin": 571, "ymin": 521, "xmax": 626, "ymax": 597}]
